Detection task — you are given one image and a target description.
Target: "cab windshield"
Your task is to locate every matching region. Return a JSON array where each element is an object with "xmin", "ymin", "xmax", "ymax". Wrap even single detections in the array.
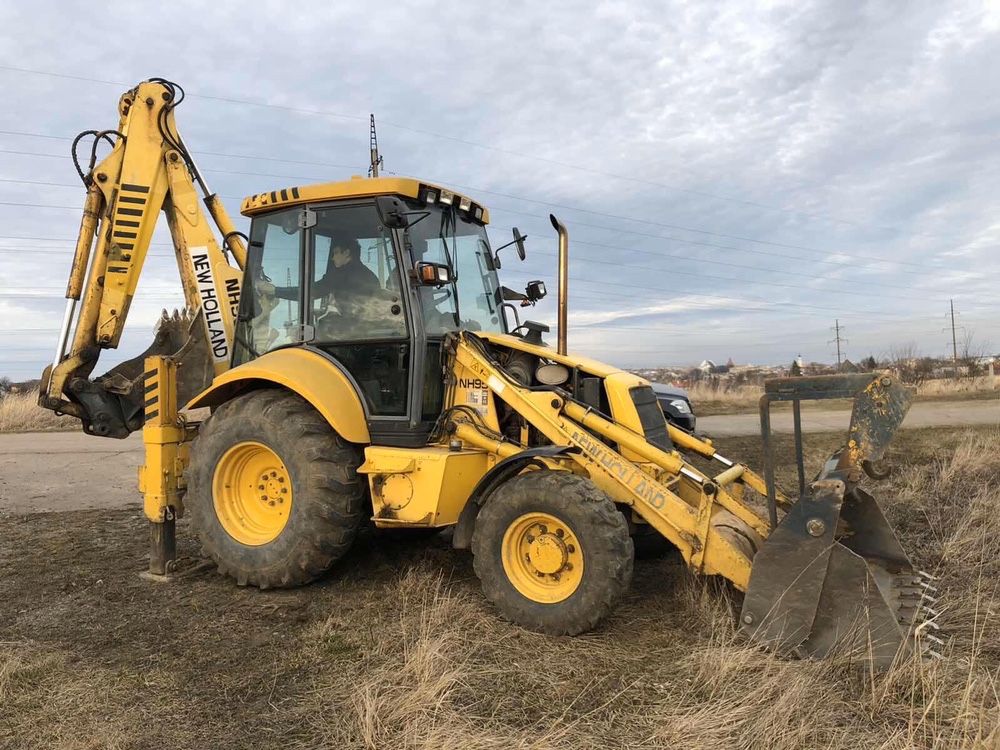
[{"xmin": 403, "ymin": 202, "xmax": 503, "ymax": 335}]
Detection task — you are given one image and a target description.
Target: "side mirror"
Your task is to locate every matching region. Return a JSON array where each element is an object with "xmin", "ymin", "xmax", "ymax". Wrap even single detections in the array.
[
  {"xmin": 376, "ymin": 196, "xmax": 409, "ymax": 229},
  {"xmin": 492, "ymin": 227, "xmax": 528, "ymax": 268},
  {"xmin": 512, "ymin": 227, "xmax": 527, "ymax": 260},
  {"xmin": 413, "ymin": 261, "xmax": 452, "ymax": 286}
]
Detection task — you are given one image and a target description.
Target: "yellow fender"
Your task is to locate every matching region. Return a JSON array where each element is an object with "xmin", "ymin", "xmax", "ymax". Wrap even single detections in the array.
[{"xmin": 186, "ymin": 347, "xmax": 370, "ymax": 444}]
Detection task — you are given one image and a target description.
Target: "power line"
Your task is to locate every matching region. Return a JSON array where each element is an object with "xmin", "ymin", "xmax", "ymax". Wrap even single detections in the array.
[
  {"xmin": 0, "ymin": 133, "xmax": 970, "ymax": 276},
  {"xmin": 0, "ymin": 194, "xmax": 964, "ymax": 304},
  {"xmin": 489, "ymin": 245, "xmax": 942, "ymax": 305},
  {"xmin": 418, "ymin": 176, "xmax": 957, "ymax": 274},
  {"xmin": 0, "ymin": 62, "xmax": 946, "ymax": 236},
  {"xmin": 492, "ymin": 219, "xmax": 938, "ymax": 294},
  {"xmin": 0, "ymin": 148, "xmax": 353, "ymax": 183},
  {"xmin": 499, "ymin": 268, "xmax": 929, "ymax": 320}
]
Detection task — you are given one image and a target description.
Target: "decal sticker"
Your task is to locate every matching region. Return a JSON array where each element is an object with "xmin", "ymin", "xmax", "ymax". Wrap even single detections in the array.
[{"xmin": 188, "ymin": 246, "xmax": 231, "ymax": 364}]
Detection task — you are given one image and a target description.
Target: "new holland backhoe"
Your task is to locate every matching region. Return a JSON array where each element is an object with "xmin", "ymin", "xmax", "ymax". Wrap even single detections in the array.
[{"xmin": 39, "ymin": 78, "xmax": 939, "ymax": 667}]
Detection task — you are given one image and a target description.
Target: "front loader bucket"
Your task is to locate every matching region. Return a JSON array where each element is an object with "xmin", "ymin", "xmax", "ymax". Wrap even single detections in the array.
[
  {"xmin": 739, "ymin": 479, "xmax": 934, "ymax": 666},
  {"xmin": 741, "ymin": 373, "xmax": 938, "ymax": 668}
]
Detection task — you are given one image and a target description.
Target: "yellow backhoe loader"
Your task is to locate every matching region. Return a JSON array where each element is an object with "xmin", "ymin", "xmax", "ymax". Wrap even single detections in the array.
[{"xmin": 39, "ymin": 78, "xmax": 939, "ymax": 667}]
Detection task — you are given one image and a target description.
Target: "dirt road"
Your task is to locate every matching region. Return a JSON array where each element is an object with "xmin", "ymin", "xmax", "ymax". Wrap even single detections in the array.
[
  {"xmin": 698, "ymin": 397, "xmax": 999, "ymax": 437},
  {"xmin": 0, "ymin": 432, "xmax": 143, "ymax": 513},
  {"xmin": 1, "ymin": 398, "xmax": 996, "ymax": 514}
]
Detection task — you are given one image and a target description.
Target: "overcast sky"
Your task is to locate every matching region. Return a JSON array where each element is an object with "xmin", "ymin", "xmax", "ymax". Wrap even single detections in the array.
[{"xmin": 1, "ymin": 0, "xmax": 998, "ymax": 380}]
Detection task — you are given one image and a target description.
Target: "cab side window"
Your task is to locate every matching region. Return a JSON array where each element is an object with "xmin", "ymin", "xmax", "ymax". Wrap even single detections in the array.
[
  {"xmin": 232, "ymin": 208, "xmax": 302, "ymax": 366},
  {"xmin": 309, "ymin": 205, "xmax": 407, "ymax": 343}
]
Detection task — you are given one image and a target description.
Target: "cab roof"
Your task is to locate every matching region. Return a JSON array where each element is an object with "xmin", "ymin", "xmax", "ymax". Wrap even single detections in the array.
[{"xmin": 240, "ymin": 175, "xmax": 490, "ymax": 223}]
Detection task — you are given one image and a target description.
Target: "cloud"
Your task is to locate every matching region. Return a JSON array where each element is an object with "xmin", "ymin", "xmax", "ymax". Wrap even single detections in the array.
[{"xmin": 0, "ymin": 0, "xmax": 998, "ymax": 376}]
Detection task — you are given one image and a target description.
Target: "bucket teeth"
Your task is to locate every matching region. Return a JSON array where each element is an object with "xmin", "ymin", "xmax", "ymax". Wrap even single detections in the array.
[{"xmin": 889, "ymin": 570, "xmax": 948, "ymax": 661}]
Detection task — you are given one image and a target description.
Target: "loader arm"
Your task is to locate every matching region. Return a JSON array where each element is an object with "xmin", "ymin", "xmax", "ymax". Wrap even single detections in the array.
[
  {"xmin": 446, "ymin": 333, "xmax": 929, "ymax": 666},
  {"xmin": 447, "ymin": 333, "xmax": 769, "ymax": 590},
  {"xmin": 38, "ymin": 79, "xmax": 246, "ymax": 439}
]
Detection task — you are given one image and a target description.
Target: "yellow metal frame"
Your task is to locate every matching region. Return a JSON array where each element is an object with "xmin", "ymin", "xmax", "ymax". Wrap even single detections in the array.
[
  {"xmin": 447, "ymin": 334, "xmax": 772, "ymax": 591},
  {"xmin": 187, "ymin": 347, "xmax": 370, "ymax": 444},
  {"xmin": 240, "ymin": 175, "xmax": 490, "ymax": 223},
  {"xmin": 359, "ymin": 446, "xmax": 490, "ymax": 527}
]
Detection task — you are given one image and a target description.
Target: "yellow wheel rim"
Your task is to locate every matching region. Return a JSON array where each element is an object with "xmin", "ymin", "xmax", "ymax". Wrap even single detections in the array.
[
  {"xmin": 501, "ymin": 512, "xmax": 584, "ymax": 603},
  {"xmin": 213, "ymin": 441, "xmax": 293, "ymax": 546}
]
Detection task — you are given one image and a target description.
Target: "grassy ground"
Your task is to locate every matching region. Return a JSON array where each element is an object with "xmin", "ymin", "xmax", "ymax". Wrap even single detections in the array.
[
  {"xmin": 0, "ymin": 392, "xmax": 73, "ymax": 433},
  {"xmin": 1, "ymin": 426, "xmax": 997, "ymax": 748}
]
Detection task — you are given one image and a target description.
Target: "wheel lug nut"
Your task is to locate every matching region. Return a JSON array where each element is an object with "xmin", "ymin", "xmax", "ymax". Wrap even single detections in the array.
[
  {"xmin": 567, "ymin": 544, "xmax": 575, "ymax": 553},
  {"xmin": 258, "ymin": 484, "xmax": 265, "ymax": 490},
  {"xmin": 535, "ymin": 571, "xmax": 545, "ymax": 577},
  {"xmin": 564, "ymin": 563, "xmax": 573, "ymax": 571},
  {"xmin": 278, "ymin": 476, "xmax": 285, "ymax": 483},
  {"xmin": 281, "ymin": 488, "xmax": 287, "ymax": 494},
  {"xmin": 270, "ymin": 471, "xmax": 277, "ymax": 478},
  {"xmin": 269, "ymin": 500, "xmax": 275, "ymax": 506},
  {"xmin": 526, "ymin": 535, "xmax": 535, "ymax": 543},
  {"xmin": 555, "ymin": 528, "xmax": 564, "ymax": 537},
  {"xmin": 260, "ymin": 495, "xmax": 267, "ymax": 502},
  {"xmin": 538, "ymin": 525, "xmax": 548, "ymax": 534}
]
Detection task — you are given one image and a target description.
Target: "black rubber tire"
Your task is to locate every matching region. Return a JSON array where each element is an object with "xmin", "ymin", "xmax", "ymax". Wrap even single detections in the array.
[
  {"xmin": 471, "ymin": 471, "xmax": 634, "ymax": 635},
  {"xmin": 187, "ymin": 388, "xmax": 365, "ymax": 588}
]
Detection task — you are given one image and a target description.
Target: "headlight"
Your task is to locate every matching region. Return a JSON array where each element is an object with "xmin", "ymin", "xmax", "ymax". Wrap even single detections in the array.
[{"xmin": 669, "ymin": 399, "xmax": 691, "ymax": 414}]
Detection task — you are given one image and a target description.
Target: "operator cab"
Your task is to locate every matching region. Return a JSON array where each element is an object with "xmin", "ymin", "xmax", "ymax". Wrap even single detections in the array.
[{"xmin": 233, "ymin": 177, "xmax": 522, "ymax": 446}]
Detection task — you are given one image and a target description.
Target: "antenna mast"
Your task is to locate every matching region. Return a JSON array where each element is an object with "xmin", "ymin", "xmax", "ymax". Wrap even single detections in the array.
[{"xmin": 368, "ymin": 114, "xmax": 383, "ymax": 178}]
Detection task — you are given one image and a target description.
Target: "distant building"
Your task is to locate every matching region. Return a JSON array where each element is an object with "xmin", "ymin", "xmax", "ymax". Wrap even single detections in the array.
[{"xmin": 697, "ymin": 359, "xmax": 730, "ymax": 375}]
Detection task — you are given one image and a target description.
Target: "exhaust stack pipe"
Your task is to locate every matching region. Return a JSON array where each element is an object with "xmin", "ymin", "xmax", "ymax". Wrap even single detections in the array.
[{"xmin": 550, "ymin": 214, "xmax": 568, "ymax": 355}]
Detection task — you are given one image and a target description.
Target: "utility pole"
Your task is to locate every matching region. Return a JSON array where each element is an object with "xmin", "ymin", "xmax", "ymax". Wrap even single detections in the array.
[
  {"xmin": 368, "ymin": 114, "xmax": 383, "ymax": 178},
  {"xmin": 828, "ymin": 319, "xmax": 847, "ymax": 368},
  {"xmin": 950, "ymin": 299, "xmax": 959, "ymax": 370}
]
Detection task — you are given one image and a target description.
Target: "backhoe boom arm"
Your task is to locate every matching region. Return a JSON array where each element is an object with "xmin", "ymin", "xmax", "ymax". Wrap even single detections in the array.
[{"xmin": 39, "ymin": 79, "xmax": 246, "ymax": 438}]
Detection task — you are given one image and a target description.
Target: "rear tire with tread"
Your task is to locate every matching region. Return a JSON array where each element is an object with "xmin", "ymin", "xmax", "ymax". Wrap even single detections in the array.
[{"xmin": 187, "ymin": 388, "xmax": 365, "ymax": 588}]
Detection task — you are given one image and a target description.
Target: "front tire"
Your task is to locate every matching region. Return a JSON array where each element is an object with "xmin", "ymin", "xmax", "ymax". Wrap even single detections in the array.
[
  {"xmin": 472, "ymin": 471, "xmax": 633, "ymax": 635},
  {"xmin": 187, "ymin": 389, "xmax": 365, "ymax": 588}
]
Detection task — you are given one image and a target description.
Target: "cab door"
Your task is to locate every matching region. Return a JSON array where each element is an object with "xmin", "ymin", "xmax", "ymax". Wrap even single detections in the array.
[{"xmin": 304, "ymin": 202, "xmax": 423, "ymax": 445}]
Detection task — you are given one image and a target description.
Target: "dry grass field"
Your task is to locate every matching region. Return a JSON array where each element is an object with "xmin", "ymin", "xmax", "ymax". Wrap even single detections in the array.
[
  {"xmin": 0, "ymin": 392, "xmax": 73, "ymax": 433},
  {"xmin": 1, "ymin": 426, "xmax": 997, "ymax": 748}
]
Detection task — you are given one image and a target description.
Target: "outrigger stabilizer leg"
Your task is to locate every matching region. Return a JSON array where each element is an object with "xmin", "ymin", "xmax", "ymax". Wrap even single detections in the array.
[{"xmin": 137, "ymin": 355, "xmax": 194, "ymax": 580}]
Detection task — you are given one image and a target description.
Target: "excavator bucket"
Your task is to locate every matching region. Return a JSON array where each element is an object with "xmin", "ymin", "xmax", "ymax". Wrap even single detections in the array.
[
  {"xmin": 739, "ymin": 374, "xmax": 940, "ymax": 667},
  {"xmin": 50, "ymin": 309, "xmax": 214, "ymax": 438}
]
